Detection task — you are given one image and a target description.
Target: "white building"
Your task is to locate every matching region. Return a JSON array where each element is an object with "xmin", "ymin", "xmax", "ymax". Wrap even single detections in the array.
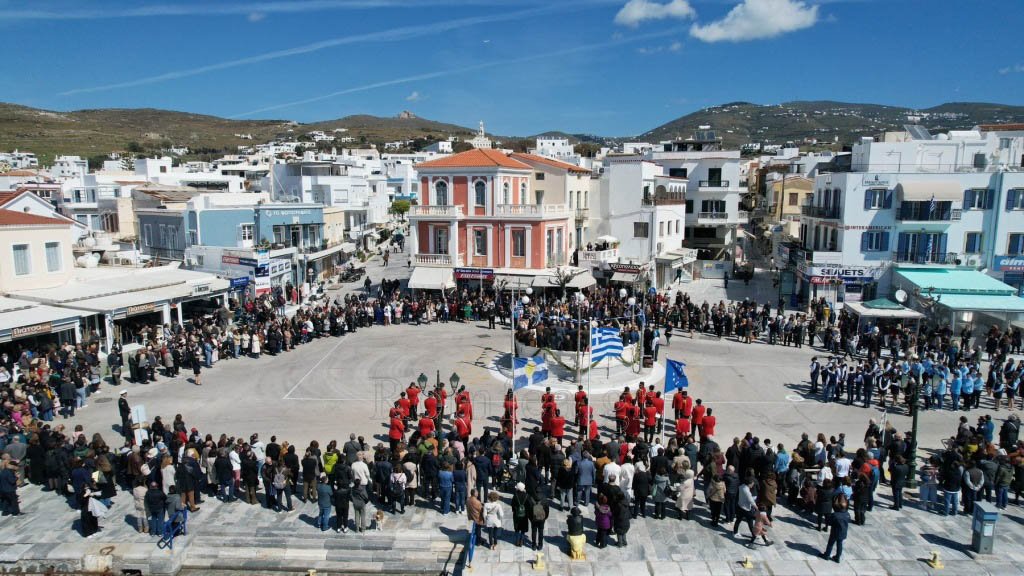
[
  {"xmin": 530, "ymin": 137, "xmax": 580, "ymax": 164},
  {"xmin": 50, "ymin": 156, "xmax": 89, "ymax": 180},
  {"xmin": 0, "ymin": 150, "xmax": 38, "ymax": 169},
  {"xmin": 469, "ymin": 121, "xmax": 493, "ymax": 150},
  {"xmin": 794, "ymin": 125, "xmax": 1024, "ymax": 310}
]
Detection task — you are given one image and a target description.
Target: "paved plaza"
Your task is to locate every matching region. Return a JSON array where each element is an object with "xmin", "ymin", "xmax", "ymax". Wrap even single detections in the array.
[{"xmin": 5, "ymin": 257, "xmax": 1024, "ymax": 575}]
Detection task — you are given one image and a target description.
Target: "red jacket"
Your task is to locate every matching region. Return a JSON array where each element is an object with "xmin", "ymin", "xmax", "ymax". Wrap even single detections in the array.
[
  {"xmin": 574, "ymin": 390, "xmax": 587, "ymax": 408},
  {"xmin": 454, "ymin": 416, "xmax": 470, "ymax": 438},
  {"xmin": 675, "ymin": 417, "xmax": 691, "ymax": 437},
  {"xmin": 644, "ymin": 405, "xmax": 658, "ymax": 427},
  {"xmin": 389, "ymin": 407, "xmax": 403, "ymax": 420},
  {"xmin": 701, "ymin": 415, "xmax": 716, "ymax": 438},
  {"xmin": 389, "ymin": 417, "xmax": 405, "ymax": 440},
  {"xmin": 407, "ymin": 386, "xmax": 420, "ymax": 407},
  {"xmin": 692, "ymin": 405, "xmax": 706, "ymax": 427},
  {"xmin": 550, "ymin": 416, "xmax": 566, "ymax": 438},
  {"xmin": 397, "ymin": 398, "xmax": 411, "ymax": 418},
  {"xmin": 652, "ymin": 396, "xmax": 665, "ymax": 416},
  {"xmin": 672, "ymin": 391, "xmax": 686, "ymax": 411},
  {"xmin": 424, "ymin": 396, "xmax": 438, "ymax": 418},
  {"xmin": 588, "ymin": 419, "xmax": 599, "ymax": 441},
  {"xmin": 418, "ymin": 416, "xmax": 435, "ymax": 438},
  {"xmin": 614, "ymin": 401, "xmax": 628, "ymax": 419},
  {"xmin": 458, "ymin": 400, "xmax": 473, "ymax": 421}
]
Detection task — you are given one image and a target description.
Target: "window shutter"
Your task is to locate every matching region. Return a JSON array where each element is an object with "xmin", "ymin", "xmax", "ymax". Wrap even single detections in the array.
[
  {"xmin": 880, "ymin": 231, "xmax": 890, "ymax": 252},
  {"xmin": 897, "ymin": 232, "xmax": 909, "ymax": 257},
  {"xmin": 864, "ymin": 190, "xmax": 872, "ymax": 210},
  {"xmin": 964, "ymin": 189, "xmax": 973, "ymax": 209},
  {"xmin": 938, "ymin": 234, "xmax": 948, "ymax": 256},
  {"xmin": 883, "ymin": 190, "xmax": 893, "ymax": 209},
  {"xmin": 860, "ymin": 232, "xmax": 869, "ymax": 251},
  {"xmin": 1008, "ymin": 189, "xmax": 1018, "ymax": 211}
]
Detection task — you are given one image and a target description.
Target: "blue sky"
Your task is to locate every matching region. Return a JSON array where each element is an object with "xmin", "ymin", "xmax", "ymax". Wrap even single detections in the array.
[{"xmin": 0, "ymin": 0, "xmax": 1021, "ymax": 136}]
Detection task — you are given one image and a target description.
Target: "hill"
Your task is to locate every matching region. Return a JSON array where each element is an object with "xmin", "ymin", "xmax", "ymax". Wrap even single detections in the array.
[
  {"xmin": 0, "ymin": 104, "xmax": 476, "ymax": 164},
  {"xmin": 641, "ymin": 101, "xmax": 1024, "ymax": 148}
]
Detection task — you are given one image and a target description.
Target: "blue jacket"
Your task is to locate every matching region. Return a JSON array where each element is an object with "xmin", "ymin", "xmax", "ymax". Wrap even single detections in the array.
[
  {"xmin": 829, "ymin": 509, "xmax": 851, "ymax": 539},
  {"xmin": 577, "ymin": 459, "xmax": 596, "ymax": 487}
]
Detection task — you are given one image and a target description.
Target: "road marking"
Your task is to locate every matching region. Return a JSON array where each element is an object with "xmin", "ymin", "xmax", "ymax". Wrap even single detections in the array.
[
  {"xmin": 786, "ymin": 394, "xmax": 807, "ymax": 402},
  {"xmin": 281, "ymin": 334, "xmax": 348, "ymax": 400}
]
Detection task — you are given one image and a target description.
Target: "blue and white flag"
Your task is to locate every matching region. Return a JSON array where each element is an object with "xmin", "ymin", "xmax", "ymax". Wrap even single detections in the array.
[
  {"xmin": 665, "ymin": 359, "xmax": 689, "ymax": 393},
  {"xmin": 591, "ymin": 326, "xmax": 624, "ymax": 364},
  {"xmin": 925, "ymin": 194, "xmax": 936, "ymax": 259},
  {"xmin": 513, "ymin": 355, "xmax": 549, "ymax": 390}
]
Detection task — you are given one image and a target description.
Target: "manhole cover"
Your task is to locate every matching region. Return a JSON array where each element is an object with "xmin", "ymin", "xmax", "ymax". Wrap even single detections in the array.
[{"xmin": 94, "ymin": 397, "xmax": 114, "ymax": 404}]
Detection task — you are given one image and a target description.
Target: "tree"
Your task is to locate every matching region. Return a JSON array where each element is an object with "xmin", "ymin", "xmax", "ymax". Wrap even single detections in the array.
[
  {"xmin": 390, "ymin": 199, "xmax": 411, "ymax": 220},
  {"xmin": 126, "ymin": 141, "xmax": 144, "ymax": 153},
  {"xmin": 550, "ymin": 266, "xmax": 585, "ymax": 299}
]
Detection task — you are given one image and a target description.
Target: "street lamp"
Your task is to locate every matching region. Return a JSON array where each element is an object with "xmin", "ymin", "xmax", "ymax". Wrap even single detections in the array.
[
  {"xmin": 619, "ymin": 288, "xmax": 627, "ymax": 299},
  {"xmin": 450, "ymin": 372, "xmax": 460, "ymax": 389},
  {"xmin": 574, "ymin": 292, "xmax": 585, "ymax": 384},
  {"xmin": 417, "ymin": 373, "xmax": 428, "ymax": 388}
]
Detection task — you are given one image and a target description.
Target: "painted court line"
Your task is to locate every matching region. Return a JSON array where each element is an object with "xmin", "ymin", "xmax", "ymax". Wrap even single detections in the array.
[{"xmin": 281, "ymin": 334, "xmax": 349, "ymax": 400}]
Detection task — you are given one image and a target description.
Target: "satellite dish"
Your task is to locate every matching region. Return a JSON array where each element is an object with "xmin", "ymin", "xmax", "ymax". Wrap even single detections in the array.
[{"xmin": 894, "ymin": 289, "xmax": 908, "ymax": 304}]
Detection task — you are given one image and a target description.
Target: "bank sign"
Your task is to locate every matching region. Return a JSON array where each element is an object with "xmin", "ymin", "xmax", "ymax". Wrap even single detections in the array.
[
  {"xmin": 994, "ymin": 256, "xmax": 1024, "ymax": 272},
  {"xmin": 807, "ymin": 265, "xmax": 884, "ymax": 284}
]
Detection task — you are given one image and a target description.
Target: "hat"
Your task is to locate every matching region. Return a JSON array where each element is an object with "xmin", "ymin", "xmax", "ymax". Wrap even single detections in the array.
[
  {"xmin": 120, "ymin": 390, "xmax": 128, "ymax": 396},
  {"xmin": 191, "ymin": 427, "xmax": 198, "ymax": 433},
  {"xmin": 146, "ymin": 448, "xmax": 158, "ymax": 459},
  {"xmin": 515, "ymin": 482, "xmax": 525, "ymax": 492}
]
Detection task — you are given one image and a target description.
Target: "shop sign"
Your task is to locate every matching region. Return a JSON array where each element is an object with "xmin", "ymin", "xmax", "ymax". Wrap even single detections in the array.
[
  {"xmin": 454, "ymin": 267, "xmax": 494, "ymax": 280},
  {"xmin": 810, "ymin": 276, "xmax": 846, "ymax": 285},
  {"xmin": 191, "ymin": 284, "xmax": 211, "ymax": 297},
  {"xmin": 126, "ymin": 303, "xmax": 157, "ymax": 316},
  {"xmin": 862, "ymin": 174, "xmax": 891, "ymax": 188},
  {"xmin": 775, "ymin": 243, "xmax": 790, "ymax": 263},
  {"xmin": 994, "ymin": 256, "xmax": 1024, "ymax": 272},
  {"xmin": 254, "ymin": 275, "xmax": 272, "ymax": 296},
  {"xmin": 609, "ymin": 263, "xmax": 643, "ymax": 273},
  {"xmin": 269, "ymin": 260, "xmax": 292, "ymax": 276},
  {"xmin": 808, "ymin": 265, "xmax": 884, "ymax": 280},
  {"xmin": 222, "ymin": 254, "xmax": 257, "ymax": 267},
  {"xmin": 230, "ymin": 277, "xmax": 250, "ymax": 289},
  {"xmin": 11, "ymin": 322, "xmax": 52, "ymax": 339},
  {"xmin": 263, "ymin": 209, "xmax": 313, "ymax": 218}
]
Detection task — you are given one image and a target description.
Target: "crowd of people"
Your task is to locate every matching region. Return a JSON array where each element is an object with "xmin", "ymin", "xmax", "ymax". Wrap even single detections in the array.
[{"xmin": 3, "ymin": 264, "xmax": 1024, "ymax": 568}]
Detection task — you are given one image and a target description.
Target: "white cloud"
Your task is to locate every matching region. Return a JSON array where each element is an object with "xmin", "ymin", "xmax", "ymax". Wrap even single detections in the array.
[
  {"xmin": 689, "ymin": 0, "xmax": 818, "ymax": 43},
  {"xmin": 248, "ymin": 12, "xmax": 266, "ymax": 21},
  {"xmin": 406, "ymin": 91, "xmax": 422, "ymax": 102},
  {"xmin": 669, "ymin": 40, "xmax": 682, "ymax": 51},
  {"xmin": 614, "ymin": 0, "xmax": 695, "ymax": 27},
  {"xmin": 999, "ymin": 64, "xmax": 1024, "ymax": 75}
]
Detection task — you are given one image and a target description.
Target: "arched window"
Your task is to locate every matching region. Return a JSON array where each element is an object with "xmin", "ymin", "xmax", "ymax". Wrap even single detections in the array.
[
  {"xmin": 434, "ymin": 180, "xmax": 448, "ymax": 205},
  {"xmin": 520, "ymin": 182, "xmax": 528, "ymax": 204},
  {"xmin": 474, "ymin": 180, "xmax": 486, "ymax": 206},
  {"xmin": 502, "ymin": 182, "xmax": 510, "ymax": 205}
]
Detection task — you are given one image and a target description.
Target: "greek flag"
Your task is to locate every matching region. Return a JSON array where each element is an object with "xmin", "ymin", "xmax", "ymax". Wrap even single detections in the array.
[
  {"xmin": 925, "ymin": 195, "xmax": 936, "ymax": 260},
  {"xmin": 513, "ymin": 355, "xmax": 549, "ymax": 390},
  {"xmin": 591, "ymin": 326, "xmax": 624, "ymax": 364}
]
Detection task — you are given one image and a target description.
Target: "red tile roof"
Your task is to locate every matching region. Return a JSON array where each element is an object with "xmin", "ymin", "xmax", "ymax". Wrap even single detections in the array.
[
  {"xmin": 0, "ymin": 169, "xmax": 40, "ymax": 177},
  {"xmin": 0, "ymin": 191, "xmax": 20, "ymax": 207},
  {"xmin": 416, "ymin": 148, "xmax": 530, "ymax": 170},
  {"xmin": 509, "ymin": 153, "xmax": 591, "ymax": 174},
  {"xmin": 0, "ymin": 209, "xmax": 69, "ymax": 226}
]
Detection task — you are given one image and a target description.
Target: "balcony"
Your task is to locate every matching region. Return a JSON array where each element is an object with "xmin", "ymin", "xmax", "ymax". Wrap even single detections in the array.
[
  {"xmin": 642, "ymin": 192, "xmax": 686, "ymax": 206},
  {"xmin": 575, "ymin": 208, "xmax": 590, "ymax": 223},
  {"xmin": 891, "ymin": 251, "xmax": 960, "ymax": 265},
  {"xmin": 696, "ymin": 211, "xmax": 749, "ymax": 226},
  {"xmin": 698, "ymin": 180, "xmax": 736, "ymax": 192},
  {"xmin": 578, "ymin": 248, "xmax": 619, "ymax": 263},
  {"xmin": 494, "ymin": 203, "xmax": 570, "ymax": 219},
  {"xmin": 414, "ymin": 253, "xmax": 457, "ymax": 267},
  {"xmin": 896, "ymin": 205, "xmax": 961, "ymax": 222},
  {"xmin": 409, "ymin": 205, "xmax": 464, "ymax": 219},
  {"xmin": 800, "ymin": 205, "xmax": 841, "ymax": 219}
]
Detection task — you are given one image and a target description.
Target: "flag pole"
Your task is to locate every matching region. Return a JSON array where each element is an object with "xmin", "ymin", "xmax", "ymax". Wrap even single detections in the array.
[{"xmin": 587, "ymin": 323, "xmax": 593, "ymax": 444}]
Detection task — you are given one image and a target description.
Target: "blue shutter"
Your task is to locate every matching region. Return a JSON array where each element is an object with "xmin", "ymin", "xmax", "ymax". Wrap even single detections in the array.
[
  {"xmin": 897, "ymin": 232, "xmax": 909, "ymax": 259},
  {"xmin": 1008, "ymin": 189, "xmax": 1018, "ymax": 211},
  {"xmin": 880, "ymin": 231, "xmax": 890, "ymax": 252},
  {"xmin": 917, "ymin": 233, "xmax": 929, "ymax": 260},
  {"xmin": 883, "ymin": 189, "xmax": 893, "ymax": 209},
  {"xmin": 938, "ymin": 233, "xmax": 948, "ymax": 257},
  {"xmin": 864, "ymin": 190, "xmax": 872, "ymax": 210},
  {"xmin": 964, "ymin": 189, "xmax": 974, "ymax": 209},
  {"xmin": 860, "ymin": 232, "xmax": 870, "ymax": 251}
]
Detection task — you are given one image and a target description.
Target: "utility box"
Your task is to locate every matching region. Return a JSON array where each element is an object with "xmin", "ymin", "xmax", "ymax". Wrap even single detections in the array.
[{"xmin": 972, "ymin": 501, "xmax": 999, "ymax": 554}]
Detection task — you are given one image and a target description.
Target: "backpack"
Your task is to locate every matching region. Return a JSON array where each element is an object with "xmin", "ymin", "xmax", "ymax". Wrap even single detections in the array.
[
  {"xmin": 514, "ymin": 496, "xmax": 526, "ymax": 518},
  {"xmin": 404, "ymin": 467, "xmax": 414, "ymax": 483},
  {"xmin": 273, "ymin": 469, "xmax": 287, "ymax": 490},
  {"xmin": 532, "ymin": 501, "xmax": 546, "ymax": 521}
]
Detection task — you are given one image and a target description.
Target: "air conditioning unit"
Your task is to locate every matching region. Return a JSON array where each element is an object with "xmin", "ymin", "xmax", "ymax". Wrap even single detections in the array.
[{"xmin": 966, "ymin": 255, "xmax": 981, "ymax": 267}]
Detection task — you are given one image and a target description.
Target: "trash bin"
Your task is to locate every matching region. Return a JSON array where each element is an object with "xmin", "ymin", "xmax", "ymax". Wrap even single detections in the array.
[{"xmin": 972, "ymin": 501, "xmax": 999, "ymax": 553}]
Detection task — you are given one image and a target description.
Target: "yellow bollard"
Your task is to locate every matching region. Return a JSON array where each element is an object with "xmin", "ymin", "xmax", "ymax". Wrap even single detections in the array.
[
  {"xmin": 534, "ymin": 551, "xmax": 546, "ymax": 571},
  {"xmin": 308, "ymin": 570, "xmax": 317, "ymax": 576},
  {"xmin": 926, "ymin": 551, "xmax": 944, "ymax": 569}
]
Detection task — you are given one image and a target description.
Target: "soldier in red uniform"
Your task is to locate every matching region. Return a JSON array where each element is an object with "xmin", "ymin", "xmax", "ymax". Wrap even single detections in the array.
[
  {"xmin": 651, "ymin": 389, "xmax": 665, "ymax": 435},
  {"xmin": 672, "ymin": 389, "xmax": 691, "ymax": 420},
  {"xmin": 588, "ymin": 418, "xmax": 599, "ymax": 442},
  {"xmin": 614, "ymin": 396, "xmax": 628, "ymax": 436},
  {"xmin": 675, "ymin": 414, "xmax": 691, "ymax": 440},
  {"xmin": 550, "ymin": 409, "xmax": 566, "ymax": 445},
  {"xmin": 424, "ymin": 391, "xmax": 439, "ymax": 419},
  {"xmin": 457, "ymin": 393, "xmax": 473, "ymax": 424},
  {"xmin": 573, "ymin": 385, "xmax": 587, "ymax": 425},
  {"xmin": 700, "ymin": 407, "xmax": 716, "ymax": 442},
  {"xmin": 454, "ymin": 386, "xmax": 470, "ymax": 409},
  {"xmin": 643, "ymin": 400, "xmax": 658, "ymax": 443},
  {"xmin": 454, "ymin": 410, "xmax": 471, "ymax": 444},
  {"xmin": 626, "ymin": 401, "xmax": 642, "ymax": 439},
  {"xmin": 541, "ymin": 397, "xmax": 557, "ymax": 438},
  {"xmin": 406, "ymin": 382, "xmax": 421, "ymax": 419},
  {"xmin": 621, "ymin": 386, "xmax": 634, "ymax": 405},
  {"xmin": 636, "ymin": 382, "xmax": 648, "ymax": 410},
  {"xmin": 389, "ymin": 414, "xmax": 405, "ymax": 452},
  {"xmin": 503, "ymin": 390, "xmax": 519, "ymax": 424},
  {"xmin": 691, "ymin": 398, "xmax": 706, "ymax": 439},
  {"xmin": 435, "ymin": 383, "xmax": 448, "ymax": 428},
  {"xmin": 397, "ymin": 392, "xmax": 411, "ymax": 423},
  {"xmin": 418, "ymin": 414, "xmax": 436, "ymax": 439},
  {"xmin": 541, "ymin": 386, "xmax": 555, "ymax": 406},
  {"xmin": 389, "ymin": 400, "xmax": 404, "ymax": 422},
  {"xmin": 577, "ymin": 397, "xmax": 593, "ymax": 438}
]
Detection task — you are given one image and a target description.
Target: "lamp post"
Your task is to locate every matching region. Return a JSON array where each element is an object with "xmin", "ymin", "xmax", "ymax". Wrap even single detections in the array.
[
  {"xmin": 417, "ymin": 372, "xmax": 428, "ymax": 389},
  {"xmin": 450, "ymin": 372, "xmax": 460, "ymax": 390},
  {"xmin": 574, "ymin": 292, "xmax": 585, "ymax": 384}
]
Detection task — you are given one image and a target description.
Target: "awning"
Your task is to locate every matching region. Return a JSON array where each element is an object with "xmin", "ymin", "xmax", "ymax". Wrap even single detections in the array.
[
  {"xmin": 844, "ymin": 301, "xmax": 924, "ymax": 321},
  {"xmin": 937, "ymin": 294, "xmax": 1024, "ymax": 313},
  {"xmin": 596, "ymin": 235, "xmax": 618, "ymax": 243},
  {"xmin": 408, "ymin": 267, "xmax": 455, "ymax": 290},
  {"xmin": 493, "ymin": 274, "xmax": 534, "ymax": 289},
  {"xmin": 656, "ymin": 248, "xmax": 698, "ymax": 266},
  {"xmin": 610, "ymin": 271, "xmax": 642, "ymax": 283},
  {"xmin": 340, "ymin": 242, "xmax": 357, "ymax": 253},
  {"xmin": 896, "ymin": 181, "xmax": 962, "ymax": 202},
  {"xmin": 895, "ymin": 268, "xmax": 1016, "ymax": 296},
  {"xmin": 0, "ymin": 298, "xmax": 90, "ymax": 343}
]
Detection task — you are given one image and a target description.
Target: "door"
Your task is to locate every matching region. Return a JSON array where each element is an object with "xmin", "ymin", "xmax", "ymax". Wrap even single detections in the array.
[
  {"xmin": 435, "ymin": 227, "xmax": 449, "ymax": 254},
  {"xmin": 707, "ymin": 168, "xmax": 722, "ymax": 186},
  {"xmin": 290, "ymin": 226, "xmax": 302, "ymax": 249}
]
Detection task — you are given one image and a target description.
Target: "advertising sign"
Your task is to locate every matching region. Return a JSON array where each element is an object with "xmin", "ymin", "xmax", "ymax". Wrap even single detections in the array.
[
  {"xmin": 454, "ymin": 267, "xmax": 494, "ymax": 280},
  {"xmin": 994, "ymin": 256, "xmax": 1024, "ymax": 272}
]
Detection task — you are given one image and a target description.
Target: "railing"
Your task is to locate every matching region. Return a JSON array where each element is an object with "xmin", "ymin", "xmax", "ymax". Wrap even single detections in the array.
[
  {"xmin": 414, "ymin": 253, "xmax": 453, "ymax": 266},
  {"xmin": 698, "ymin": 180, "xmax": 730, "ymax": 188},
  {"xmin": 642, "ymin": 193, "xmax": 686, "ymax": 206},
  {"xmin": 575, "ymin": 208, "xmax": 590, "ymax": 221},
  {"xmin": 737, "ymin": 211, "xmax": 749, "ymax": 221},
  {"xmin": 578, "ymin": 248, "xmax": 618, "ymax": 262},
  {"xmin": 409, "ymin": 205, "xmax": 464, "ymax": 218},
  {"xmin": 494, "ymin": 203, "xmax": 569, "ymax": 218},
  {"xmin": 896, "ymin": 205, "xmax": 961, "ymax": 221},
  {"xmin": 800, "ymin": 205, "xmax": 841, "ymax": 219},
  {"xmin": 891, "ymin": 251, "xmax": 960, "ymax": 265},
  {"xmin": 147, "ymin": 247, "xmax": 185, "ymax": 261}
]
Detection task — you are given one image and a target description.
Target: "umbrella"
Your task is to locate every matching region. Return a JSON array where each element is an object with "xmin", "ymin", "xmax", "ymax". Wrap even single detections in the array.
[{"xmin": 596, "ymin": 235, "xmax": 618, "ymax": 243}]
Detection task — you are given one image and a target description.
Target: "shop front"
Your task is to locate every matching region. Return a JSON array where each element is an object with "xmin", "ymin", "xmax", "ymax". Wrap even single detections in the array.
[
  {"xmin": 994, "ymin": 256, "xmax": 1024, "ymax": 296},
  {"xmin": 794, "ymin": 261, "xmax": 884, "ymax": 308},
  {"xmin": 608, "ymin": 263, "xmax": 648, "ymax": 288},
  {"xmin": 0, "ymin": 297, "xmax": 88, "ymax": 357}
]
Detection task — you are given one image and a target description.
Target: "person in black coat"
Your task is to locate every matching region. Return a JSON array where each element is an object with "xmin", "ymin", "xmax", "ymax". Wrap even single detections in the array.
[
  {"xmin": 331, "ymin": 461, "xmax": 353, "ymax": 532},
  {"xmin": 822, "ymin": 496, "xmax": 851, "ymax": 562},
  {"xmin": 815, "ymin": 479, "xmax": 835, "ymax": 531},
  {"xmin": 613, "ymin": 496, "xmax": 631, "ymax": 547},
  {"xmin": 240, "ymin": 452, "xmax": 260, "ymax": 505},
  {"xmin": 889, "ymin": 455, "xmax": 909, "ymax": 510},
  {"xmin": 632, "ymin": 463, "xmax": 652, "ymax": 518},
  {"xmin": 214, "ymin": 449, "xmax": 234, "ymax": 502}
]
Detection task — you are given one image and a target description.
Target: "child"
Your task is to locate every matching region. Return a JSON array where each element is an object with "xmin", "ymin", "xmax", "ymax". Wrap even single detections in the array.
[{"xmin": 752, "ymin": 502, "xmax": 773, "ymax": 547}]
